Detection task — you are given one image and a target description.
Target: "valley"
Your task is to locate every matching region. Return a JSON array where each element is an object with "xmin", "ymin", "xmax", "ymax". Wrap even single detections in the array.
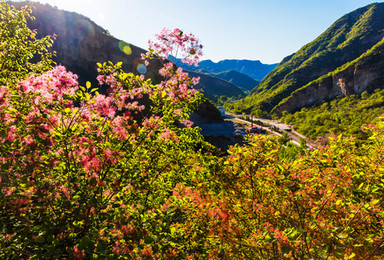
[{"xmin": 224, "ymin": 112, "xmax": 318, "ymax": 149}]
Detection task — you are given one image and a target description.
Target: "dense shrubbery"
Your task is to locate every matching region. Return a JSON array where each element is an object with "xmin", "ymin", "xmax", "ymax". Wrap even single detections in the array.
[
  {"xmin": 1, "ymin": 2, "xmax": 384, "ymax": 259},
  {"xmin": 281, "ymin": 89, "xmax": 384, "ymax": 140},
  {"xmin": 211, "ymin": 129, "xmax": 384, "ymax": 258}
]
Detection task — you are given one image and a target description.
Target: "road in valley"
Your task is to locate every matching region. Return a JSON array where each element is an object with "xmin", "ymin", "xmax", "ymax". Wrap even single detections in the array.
[{"xmin": 225, "ymin": 112, "xmax": 318, "ymax": 150}]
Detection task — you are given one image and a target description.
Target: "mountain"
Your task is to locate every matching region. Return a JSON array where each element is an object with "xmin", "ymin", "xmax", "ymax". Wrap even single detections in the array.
[
  {"xmin": 9, "ymin": 1, "xmax": 244, "ymax": 105},
  {"xmin": 274, "ymin": 36, "xmax": 384, "ymax": 116},
  {"xmin": 209, "ymin": 70, "xmax": 259, "ymax": 92},
  {"xmin": 10, "ymin": 1, "xmax": 161, "ymax": 89},
  {"xmin": 7, "ymin": 1, "xmax": 257, "ymax": 127},
  {"xmin": 179, "ymin": 59, "xmax": 278, "ymax": 81},
  {"xmin": 188, "ymin": 71, "xmax": 245, "ymax": 101},
  {"xmin": 228, "ymin": 3, "xmax": 384, "ymax": 117}
]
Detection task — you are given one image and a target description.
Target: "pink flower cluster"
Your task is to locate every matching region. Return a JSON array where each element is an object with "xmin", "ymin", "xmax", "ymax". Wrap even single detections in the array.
[
  {"xmin": 157, "ymin": 66, "xmax": 198, "ymax": 105},
  {"xmin": 20, "ymin": 65, "xmax": 78, "ymax": 106},
  {"xmin": 96, "ymin": 71, "xmax": 147, "ymax": 115},
  {"xmin": 0, "ymin": 27, "xmax": 206, "ymax": 259},
  {"xmin": 144, "ymin": 28, "xmax": 203, "ymax": 66}
]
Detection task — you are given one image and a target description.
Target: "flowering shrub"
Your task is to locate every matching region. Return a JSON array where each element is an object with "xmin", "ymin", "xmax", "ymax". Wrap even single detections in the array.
[
  {"xmin": 143, "ymin": 27, "xmax": 203, "ymax": 67},
  {"xmin": 0, "ymin": 5, "xmax": 214, "ymax": 256},
  {"xmin": 0, "ymin": 62, "xmax": 210, "ymax": 258}
]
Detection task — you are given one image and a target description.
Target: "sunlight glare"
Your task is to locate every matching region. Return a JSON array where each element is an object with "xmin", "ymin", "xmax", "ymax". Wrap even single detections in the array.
[
  {"xmin": 137, "ymin": 64, "xmax": 147, "ymax": 74},
  {"xmin": 118, "ymin": 40, "xmax": 132, "ymax": 55}
]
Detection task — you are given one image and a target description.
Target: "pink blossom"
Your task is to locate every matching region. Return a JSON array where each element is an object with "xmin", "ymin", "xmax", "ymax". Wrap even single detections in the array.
[
  {"xmin": 19, "ymin": 66, "xmax": 79, "ymax": 105},
  {"xmin": 0, "ymin": 86, "xmax": 9, "ymax": 106},
  {"xmin": 165, "ymin": 62, "xmax": 174, "ymax": 70},
  {"xmin": 192, "ymin": 76, "xmax": 200, "ymax": 85},
  {"xmin": 6, "ymin": 125, "xmax": 17, "ymax": 142},
  {"xmin": 96, "ymin": 75, "xmax": 105, "ymax": 85},
  {"xmin": 73, "ymin": 246, "xmax": 85, "ymax": 258},
  {"xmin": 181, "ymin": 119, "xmax": 194, "ymax": 128},
  {"xmin": 145, "ymin": 28, "xmax": 203, "ymax": 67}
]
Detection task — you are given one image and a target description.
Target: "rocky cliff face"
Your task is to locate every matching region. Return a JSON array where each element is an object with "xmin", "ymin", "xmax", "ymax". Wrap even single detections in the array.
[
  {"xmin": 10, "ymin": 1, "xmax": 160, "ymax": 87},
  {"xmin": 229, "ymin": 3, "xmax": 384, "ymax": 115},
  {"xmin": 10, "ymin": 1, "xmax": 225, "ymax": 124},
  {"xmin": 274, "ymin": 39, "xmax": 384, "ymax": 115}
]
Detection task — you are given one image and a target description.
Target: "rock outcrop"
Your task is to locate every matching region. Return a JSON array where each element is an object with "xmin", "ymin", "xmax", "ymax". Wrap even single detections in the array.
[
  {"xmin": 274, "ymin": 38, "xmax": 384, "ymax": 115},
  {"xmin": 230, "ymin": 3, "xmax": 384, "ymax": 115},
  {"xmin": 10, "ymin": 1, "xmax": 160, "ymax": 87}
]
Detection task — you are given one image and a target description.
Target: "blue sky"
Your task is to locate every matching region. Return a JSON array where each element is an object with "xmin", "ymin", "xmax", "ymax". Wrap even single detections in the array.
[{"xmin": 32, "ymin": 0, "xmax": 382, "ymax": 64}]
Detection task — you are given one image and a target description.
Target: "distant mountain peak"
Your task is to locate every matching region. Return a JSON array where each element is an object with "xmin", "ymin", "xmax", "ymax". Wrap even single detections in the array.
[
  {"xmin": 227, "ymin": 2, "xmax": 384, "ymax": 116},
  {"xmin": 179, "ymin": 58, "xmax": 278, "ymax": 81}
]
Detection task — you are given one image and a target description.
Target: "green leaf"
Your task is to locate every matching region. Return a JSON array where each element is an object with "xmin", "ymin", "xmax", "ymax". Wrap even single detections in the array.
[
  {"xmin": 37, "ymin": 236, "xmax": 45, "ymax": 243},
  {"xmin": 365, "ymin": 237, "xmax": 374, "ymax": 243},
  {"xmin": 358, "ymin": 183, "xmax": 364, "ymax": 189},
  {"xmin": 337, "ymin": 233, "xmax": 348, "ymax": 239},
  {"xmin": 79, "ymin": 236, "xmax": 91, "ymax": 249},
  {"xmin": 372, "ymin": 199, "xmax": 380, "ymax": 205}
]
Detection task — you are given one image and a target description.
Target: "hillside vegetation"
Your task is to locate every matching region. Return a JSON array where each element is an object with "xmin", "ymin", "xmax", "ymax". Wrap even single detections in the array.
[
  {"xmin": 210, "ymin": 69, "xmax": 259, "ymax": 92},
  {"xmin": 187, "ymin": 70, "xmax": 245, "ymax": 102},
  {"xmin": 273, "ymin": 35, "xmax": 384, "ymax": 116},
  {"xmin": 282, "ymin": 89, "xmax": 384, "ymax": 141},
  {"xmin": 227, "ymin": 3, "xmax": 384, "ymax": 117}
]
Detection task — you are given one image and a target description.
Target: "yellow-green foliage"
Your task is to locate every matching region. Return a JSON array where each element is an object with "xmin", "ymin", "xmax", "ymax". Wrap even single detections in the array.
[
  {"xmin": 0, "ymin": 1, "xmax": 55, "ymax": 85},
  {"xmin": 281, "ymin": 89, "xmax": 384, "ymax": 140}
]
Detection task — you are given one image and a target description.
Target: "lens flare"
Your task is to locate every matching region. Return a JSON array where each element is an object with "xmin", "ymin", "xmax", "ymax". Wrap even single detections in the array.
[
  {"xmin": 137, "ymin": 64, "xmax": 147, "ymax": 74},
  {"xmin": 75, "ymin": 19, "xmax": 95, "ymax": 37},
  {"xmin": 118, "ymin": 41, "xmax": 132, "ymax": 55},
  {"xmin": 123, "ymin": 45, "xmax": 132, "ymax": 55}
]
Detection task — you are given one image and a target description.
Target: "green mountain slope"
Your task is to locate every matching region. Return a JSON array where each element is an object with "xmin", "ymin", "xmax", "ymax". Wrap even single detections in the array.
[
  {"xmin": 281, "ymin": 88, "xmax": 384, "ymax": 142},
  {"xmin": 274, "ymin": 36, "xmax": 384, "ymax": 115},
  {"xmin": 187, "ymin": 71, "xmax": 245, "ymax": 102},
  {"xmin": 179, "ymin": 59, "xmax": 278, "ymax": 81},
  {"xmin": 227, "ymin": 3, "xmax": 384, "ymax": 116},
  {"xmin": 209, "ymin": 70, "xmax": 259, "ymax": 92}
]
